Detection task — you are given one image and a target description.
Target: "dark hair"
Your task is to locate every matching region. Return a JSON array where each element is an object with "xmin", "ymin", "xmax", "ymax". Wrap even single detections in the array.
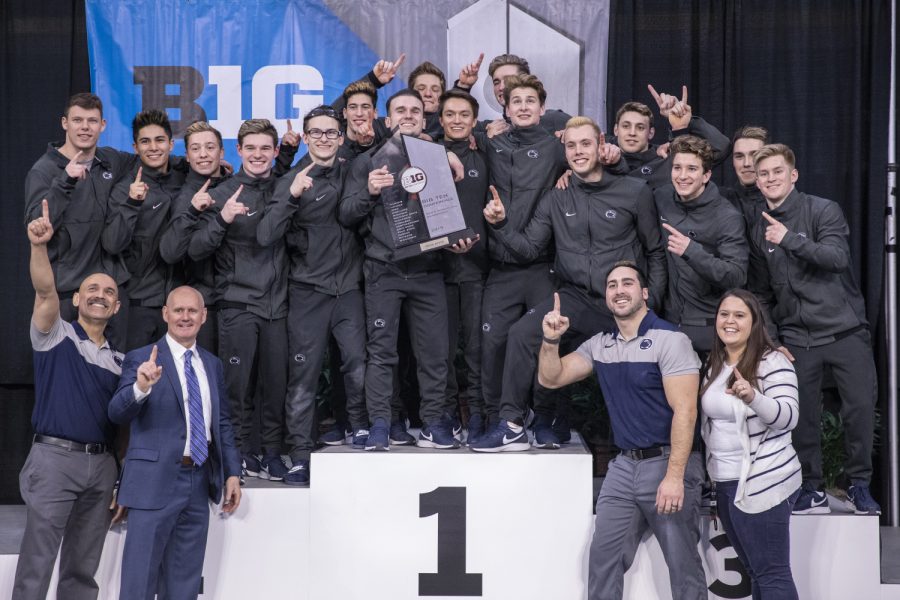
[
  {"xmin": 132, "ymin": 109, "xmax": 172, "ymax": 142},
  {"xmin": 700, "ymin": 289, "xmax": 778, "ymax": 397},
  {"xmin": 303, "ymin": 105, "xmax": 341, "ymax": 132},
  {"xmin": 183, "ymin": 121, "xmax": 223, "ymax": 147},
  {"xmin": 407, "ymin": 61, "xmax": 446, "ymax": 92},
  {"xmin": 731, "ymin": 125, "xmax": 769, "ymax": 145},
  {"xmin": 65, "ymin": 93, "xmax": 103, "ymax": 118},
  {"xmin": 386, "ymin": 88, "xmax": 424, "ymax": 113},
  {"xmin": 502, "ymin": 73, "xmax": 547, "ymax": 107},
  {"xmin": 342, "ymin": 80, "xmax": 377, "ymax": 107},
  {"xmin": 605, "ymin": 259, "xmax": 648, "ymax": 289},
  {"xmin": 488, "ymin": 54, "xmax": 530, "ymax": 77},
  {"xmin": 614, "ymin": 101, "xmax": 652, "ymax": 126},
  {"xmin": 670, "ymin": 134, "xmax": 714, "ymax": 172},
  {"xmin": 438, "ymin": 89, "xmax": 479, "ymax": 118}
]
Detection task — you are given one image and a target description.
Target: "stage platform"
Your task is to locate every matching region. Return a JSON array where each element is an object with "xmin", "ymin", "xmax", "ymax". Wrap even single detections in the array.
[{"xmin": 0, "ymin": 432, "xmax": 897, "ymax": 599}]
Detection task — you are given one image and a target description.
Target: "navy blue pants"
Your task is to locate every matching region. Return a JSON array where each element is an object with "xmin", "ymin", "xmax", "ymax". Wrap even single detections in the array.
[{"xmin": 715, "ymin": 480, "xmax": 799, "ymax": 600}]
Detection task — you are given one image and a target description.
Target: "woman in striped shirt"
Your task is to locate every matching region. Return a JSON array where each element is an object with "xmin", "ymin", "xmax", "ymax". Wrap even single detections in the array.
[{"xmin": 700, "ymin": 289, "xmax": 801, "ymax": 600}]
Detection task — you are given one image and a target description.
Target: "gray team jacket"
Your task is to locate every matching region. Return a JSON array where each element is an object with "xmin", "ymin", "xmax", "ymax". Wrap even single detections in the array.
[
  {"xmin": 480, "ymin": 124, "xmax": 568, "ymax": 265},
  {"xmin": 654, "ymin": 181, "xmax": 748, "ymax": 326},
  {"xmin": 258, "ymin": 160, "xmax": 363, "ymax": 295},
  {"xmin": 24, "ymin": 144, "xmax": 134, "ymax": 293},
  {"xmin": 750, "ymin": 189, "xmax": 868, "ymax": 347},
  {"xmin": 189, "ymin": 170, "xmax": 287, "ymax": 320},
  {"xmin": 491, "ymin": 172, "xmax": 667, "ymax": 310}
]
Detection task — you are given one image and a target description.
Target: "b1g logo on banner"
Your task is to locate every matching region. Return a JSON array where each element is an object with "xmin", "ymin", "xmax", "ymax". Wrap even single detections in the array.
[{"xmin": 85, "ymin": 0, "xmax": 383, "ymax": 167}]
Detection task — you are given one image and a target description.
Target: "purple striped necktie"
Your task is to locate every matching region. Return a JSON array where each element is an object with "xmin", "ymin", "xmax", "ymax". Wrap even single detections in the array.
[{"xmin": 184, "ymin": 350, "xmax": 208, "ymax": 466}]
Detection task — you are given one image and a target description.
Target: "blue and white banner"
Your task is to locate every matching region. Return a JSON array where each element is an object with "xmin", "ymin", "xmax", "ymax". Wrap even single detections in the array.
[
  {"xmin": 85, "ymin": 0, "xmax": 383, "ymax": 166},
  {"xmin": 86, "ymin": 0, "xmax": 611, "ymax": 168}
]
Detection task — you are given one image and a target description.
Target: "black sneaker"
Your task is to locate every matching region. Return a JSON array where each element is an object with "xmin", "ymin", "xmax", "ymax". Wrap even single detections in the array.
[
  {"xmin": 319, "ymin": 423, "xmax": 350, "ymax": 446},
  {"xmin": 389, "ymin": 420, "xmax": 416, "ymax": 446},
  {"xmin": 532, "ymin": 415, "xmax": 561, "ymax": 449},
  {"xmin": 792, "ymin": 485, "xmax": 830, "ymax": 515},
  {"xmin": 848, "ymin": 483, "xmax": 882, "ymax": 515},
  {"xmin": 283, "ymin": 459, "xmax": 310, "ymax": 487},
  {"xmin": 366, "ymin": 418, "xmax": 390, "ymax": 451},
  {"xmin": 417, "ymin": 421, "xmax": 461, "ymax": 449},
  {"xmin": 469, "ymin": 420, "xmax": 530, "ymax": 453},
  {"xmin": 260, "ymin": 452, "xmax": 289, "ymax": 481},
  {"xmin": 552, "ymin": 415, "xmax": 572, "ymax": 444},
  {"xmin": 242, "ymin": 453, "xmax": 262, "ymax": 479},
  {"xmin": 351, "ymin": 428, "xmax": 369, "ymax": 449}
]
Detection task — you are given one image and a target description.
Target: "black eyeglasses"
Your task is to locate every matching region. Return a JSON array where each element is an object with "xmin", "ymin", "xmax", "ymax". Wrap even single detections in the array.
[{"xmin": 306, "ymin": 129, "xmax": 342, "ymax": 139}]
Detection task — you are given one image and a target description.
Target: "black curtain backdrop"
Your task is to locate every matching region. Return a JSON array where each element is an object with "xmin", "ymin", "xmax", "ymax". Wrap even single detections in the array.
[
  {"xmin": 608, "ymin": 0, "xmax": 894, "ymax": 518},
  {"xmin": 0, "ymin": 2, "xmax": 895, "ymax": 506}
]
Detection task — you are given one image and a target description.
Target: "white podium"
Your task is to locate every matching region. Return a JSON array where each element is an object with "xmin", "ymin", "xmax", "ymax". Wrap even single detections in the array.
[{"xmin": 309, "ymin": 443, "xmax": 594, "ymax": 599}]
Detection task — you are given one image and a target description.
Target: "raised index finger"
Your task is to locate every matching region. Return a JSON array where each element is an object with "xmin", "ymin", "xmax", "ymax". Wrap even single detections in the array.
[
  {"xmin": 198, "ymin": 178, "xmax": 211, "ymax": 194},
  {"xmin": 229, "ymin": 184, "xmax": 244, "ymax": 202},
  {"xmin": 553, "ymin": 292, "xmax": 560, "ymax": 313},
  {"xmin": 489, "ymin": 185, "xmax": 501, "ymax": 204},
  {"xmin": 473, "ymin": 52, "xmax": 485, "ymax": 70},
  {"xmin": 299, "ymin": 162, "xmax": 316, "ymax": 177},
  {"xmin": 647, "ymin": 84, "xmax": 662, "ymax": 104},
  {"xmin": 41, "ymin": 198, "xmax": 50, "ymax": 221},
  {"xmin": 69, "ymin": 150, "xmax": 83, "ymax": 164},
  {"xmin": 134, "ymin": 166, "xmax": 143, "ymax": 184},
  {"xmin": 149, "ymin": 344, "xmax": 158, "ymax": 364},
  {"xmin": 681, "ymin": 85, "xmax": 689, "ymax": 104},
  {"xmin": 286, "ymin": 118, "xmax": 293, "ymax": 132},
  {"xmin": 393, "ymin": 53, "xmax": 407, "ymax": 70},
  {"xmin": 761, "ymin": 211, "xmax": 779, "ymax": 225},
  {"xmin": 732, "ymin": 366, "xmax": 745, "ymax": 381}
]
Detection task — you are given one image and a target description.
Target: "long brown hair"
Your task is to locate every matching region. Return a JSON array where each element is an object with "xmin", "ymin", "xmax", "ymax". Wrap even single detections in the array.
[{"xmin": 700, "ymin": 289, "xmax": 777, "ymax": 396}]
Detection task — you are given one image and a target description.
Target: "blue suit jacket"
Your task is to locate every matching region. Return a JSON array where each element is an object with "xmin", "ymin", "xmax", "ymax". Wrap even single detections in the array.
[{"xmin": 109, "ymin": 338, "xmax": 241, "ymax": 510}]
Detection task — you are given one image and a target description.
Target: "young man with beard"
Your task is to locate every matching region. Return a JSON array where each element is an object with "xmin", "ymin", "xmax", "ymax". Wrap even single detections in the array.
[
  {"xmin": 475, "ymin": 117, "xmax": 665, "ymax": 451},
  {"xmin": 257, "ymin": 105, "xmax": 368, "ymax": 484},
  {"xmin": 750, "ymin": 144, "xmax": 880, "ymax": 515},
  {"xmin": 653, "ymin": 135, "xmax": 747, "ymax": 354},
  {"xmin": 190, "ymin": 119, "xmax": 290, "ymax": 482},
  {"xmin": 438, "ymin": 89, "xmax": 491, "ymax": 442},
  {"xmin": 15, "ymin": 201, "xmax": 124, "ymax": 600},
  {"xmin": 103, "ymin": 109, "xmax": 186, "ymax": 351},
  {"xmin": 612, "ymin": 86, "xmax": 730, "ymax": 190},
  {"xmin": 538, "ymin": 261, "xmax": 706, "ymax": 600},
  {"xmin": 340, "ymin": 89, "xmax": 464, "ymax": 451},
  {"xmin": 472, "ymin": 74, "xmax": 570, "ymax": 449},
  {"xmin": 24, "ymin": 93, "xmax": 134, "ymax": 349},
  {"xmin": 159, "ymin": 121, "xmax": 230, "ymax": 352}
]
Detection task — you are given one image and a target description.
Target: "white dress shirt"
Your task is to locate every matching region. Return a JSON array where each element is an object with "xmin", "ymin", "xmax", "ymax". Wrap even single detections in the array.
[{"xmin": 133, "ymin": 335, "xmax": 213, "ymax": 455}]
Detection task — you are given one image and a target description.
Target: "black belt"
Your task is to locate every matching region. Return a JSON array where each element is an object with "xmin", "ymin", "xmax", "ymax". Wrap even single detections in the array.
[
  {"xmin": 620, "ymin": 445, "xmax": 670, "ymax": 460},
  {"xmin": 34, "ymin": 434, "xmax": 109, "ymax": 455}
]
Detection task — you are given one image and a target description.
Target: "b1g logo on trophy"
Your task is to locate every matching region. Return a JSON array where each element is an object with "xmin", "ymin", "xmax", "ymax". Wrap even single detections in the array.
[{"xmin": 401, "ymin": 167, "xmax": 428, "ymax": 194}]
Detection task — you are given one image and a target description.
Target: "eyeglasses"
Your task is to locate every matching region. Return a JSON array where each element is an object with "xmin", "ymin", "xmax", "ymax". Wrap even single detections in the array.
[{"xmin": 306, "ymin": 129, "xmax": 342, "ymax": 140}]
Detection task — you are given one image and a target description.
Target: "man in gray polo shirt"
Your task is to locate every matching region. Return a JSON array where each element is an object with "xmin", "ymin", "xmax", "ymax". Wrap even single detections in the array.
[
  {"xmin": 15, "ymin": 200, "xmax": 124, "ymax": 600},
  {"xmin": 538, "ymin": 260, "xmax": 705, "ymax": 600}
]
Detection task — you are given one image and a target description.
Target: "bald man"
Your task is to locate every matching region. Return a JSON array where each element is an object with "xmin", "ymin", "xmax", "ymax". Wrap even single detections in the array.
[
  {"xmin": 109, "ymin": 285, "xmax": 241, "ymax": 600},
  {"xmin": 15, "ymin": 200, "xmax": 124, "ymax": 600}
]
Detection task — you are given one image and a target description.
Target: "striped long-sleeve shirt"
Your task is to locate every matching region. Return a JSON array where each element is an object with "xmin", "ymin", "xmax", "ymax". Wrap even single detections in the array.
[{"xmin": 701, "ymin": 351, "xmax": 802, "ymax": 514}]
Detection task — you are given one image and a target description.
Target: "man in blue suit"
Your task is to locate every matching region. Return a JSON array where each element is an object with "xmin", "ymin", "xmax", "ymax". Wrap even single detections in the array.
[{"xmin": 109, "ymin": 285, "xmax": 242, "ymax": 600}]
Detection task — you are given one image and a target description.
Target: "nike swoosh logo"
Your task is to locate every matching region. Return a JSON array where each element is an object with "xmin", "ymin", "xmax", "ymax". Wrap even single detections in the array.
[
  {"xmin": 315, "ymin": 194, "xmax": 326, "ymax": 202},
  {"xmin": 768, "ymin": 248, "xmax": 775, "ymax": 253},
  {"xmin": 421, "ymin": 432, "xmax": 433, "ymax": 441},
  {"xmin": 502, "ymin": 433, "xmax": 522, "ymax": 444},
  {"xmin": 246, "ymin": 211, "xmax": 258, "ymax": 217},
  {"xmin": 604, "ymin": 342, "xmax": 616, "ymax": 348},
  {"xmin": 495, "ymin": 148, "xmax": 503, "ymax": 153},
  {"xmin": 660, "ymin": 216, "xmax": 668, "ymax": 222},
  {"xmin": 152, "ymin": 202, "xmax": 164, "ymax": 210},
  {"xmin": 565, "ymin": 211, "xmax": 576, "ymax": 217}
]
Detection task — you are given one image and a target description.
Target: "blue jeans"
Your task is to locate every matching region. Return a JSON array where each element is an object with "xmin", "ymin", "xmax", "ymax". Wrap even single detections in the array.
[{"xmin": 715, "ymin": 480, "xmax": 800, "ymax": 600}]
